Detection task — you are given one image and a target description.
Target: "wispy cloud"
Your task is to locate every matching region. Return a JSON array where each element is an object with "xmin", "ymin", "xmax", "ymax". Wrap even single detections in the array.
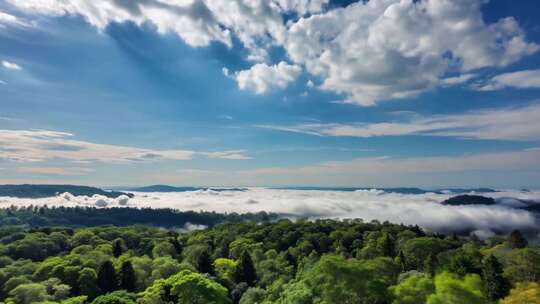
[
  {"xmin": 258, "ymin": 103, "xmax": 540, "ymax": 141},
  {"xmin": 0, "ymin": 129, "xmax": 250, "ymax": 163},
  {"xmin": 17, "ymin": 166, "xmax": 93, "ymax": 176},
  {"xmin": 2, "ymin": 60, "xmax": 22, "ymax": 71},
  {"xmin": 473, "ymin": 69, "xmax": 540, "ymax": 91}
]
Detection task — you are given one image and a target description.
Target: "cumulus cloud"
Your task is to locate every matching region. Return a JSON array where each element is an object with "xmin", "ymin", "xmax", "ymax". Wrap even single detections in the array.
[
  {"xmin": 258, "ymin": 103, "xmax": 540, "ymax": 141},
  {"xmin": 1, "ymin": 188, "xmax": 538, "ymax": 235},
  {"xmin": 282, "ymin": 0, "xmax": 538, "ymax": 105},
  {"xmin": 233, "ymin": 62, "xmax": 301, "ymax": 94},
  {"xmin": 6, "ymin": 0, "xmax": 537, "ymax": 104},
  {"xmin": 2, "ymin": 60, "xmax": 22, "ymax": 70},
  {"xmin": 0, "ymin": 129, "xmax": 249, "ymax": 163},
  {"xmin": 473, "ymin": 69, "xmax": 540, "ymax": 91}
]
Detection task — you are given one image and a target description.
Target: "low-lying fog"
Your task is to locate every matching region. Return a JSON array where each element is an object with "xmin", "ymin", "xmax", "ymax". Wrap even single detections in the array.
[{"xmin": 1, "ymin": 188, "xmax": 539, "ymax": 239}]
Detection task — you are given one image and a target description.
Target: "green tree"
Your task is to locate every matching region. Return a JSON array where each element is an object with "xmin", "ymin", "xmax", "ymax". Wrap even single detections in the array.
[
  {"xmin": 504, "ymin": 248, "xmax": 540, "ymax": 283},
  {"xmin": 377, "ymin": 233, "xmax": 395, "ymax": 257},
  {"xmin": 91, "ymin": 290, "xmax": 137, "ymax": 304},
  {"xmin": 239, "ymin": 287, "xmax": 266, "ymax": 304},
  {"xmin": 426, "ymin": 272, "xmax": 488, "ymax": 304},
  {"xmin": 152, "ymin": 241, "xmax": 177, "ymax": 258},
  {"xmin": 78, "ymin": 268, "xmax": 100, "ymax": 300},
  {"xmin": 8, "ymin": 283, "xmax": 50, "ymax": 304},
  {"xmin": 483, "ymin": 255, "xmax": 509, "ymax": 301},
  {"xmin": 389, "ymin": 272, "xmax": 434, "ymax": 304},
  {"xmin": 235, "ymin": 251, "xmax": 257, "ymax": 286},
  {"xmin": 139, "ymin": 270, "xmax": 231, "ymax": 304},
  {"xmin": 424, "ymin": 253, "xmax": 437, "ymax": 276},
  {"xmin": 119, "ymin": 261, "xmax": 136, "ymax": 292},
  {"xmin": 97, "ymin": 260, "xmax": 117, "ymax": 294}
]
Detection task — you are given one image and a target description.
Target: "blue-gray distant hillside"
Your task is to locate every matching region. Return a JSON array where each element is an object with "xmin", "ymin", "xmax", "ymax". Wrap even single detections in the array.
[
  {"xmin": 0, "ymin": 184, "xmax": 133, "ymax": 198},
  {"xmin": 126, "ymin": 185, "xmax": 247, "ymax": 192}
]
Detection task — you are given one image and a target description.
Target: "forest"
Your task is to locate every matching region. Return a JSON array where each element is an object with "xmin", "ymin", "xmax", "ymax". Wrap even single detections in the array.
[{"xmin": 0, "ymin": 207, "xmax": 539, "ymax": 303}]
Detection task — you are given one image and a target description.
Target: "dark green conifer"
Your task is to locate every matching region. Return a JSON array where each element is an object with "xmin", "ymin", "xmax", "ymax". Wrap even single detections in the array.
[
  {"xmin": 97, "ymin": 260, "xmax": 117, "ymax": 294},
  {"xmin": 483, "ymin": 255, "xmax": 510, "ymax": 301},
  {"xmin": 235, "ymin": 251, "xmax": 257, "ymax": 286},
  {"xmin": 119, "ymin": 260, "xmax": 136, "ymax": 292}
]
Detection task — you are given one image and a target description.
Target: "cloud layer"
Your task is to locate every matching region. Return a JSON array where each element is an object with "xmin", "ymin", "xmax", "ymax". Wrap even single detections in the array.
[
  {"xmin": 1, "ymin": 188, "xmax": 538, "ymax": 235},
  {"xmin": 4, "ymin": 0, "xmax": 538, "ymax": 104},
  {"xmin": 0, "ymin": 129, "xmax": 249, "ymax": 163},
  {"xmin": 259, "ymin": 103, "xmax": 540, "ymax": 140},
  {"xmin": 474, "ymin": 69, "xmax": 540, "ymax": 91}
]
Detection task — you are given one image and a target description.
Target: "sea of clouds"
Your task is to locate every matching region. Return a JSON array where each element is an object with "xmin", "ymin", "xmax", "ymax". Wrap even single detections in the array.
[{"xmin": 1, "ymin": 188, "xmax": 539, "ymax": 238}]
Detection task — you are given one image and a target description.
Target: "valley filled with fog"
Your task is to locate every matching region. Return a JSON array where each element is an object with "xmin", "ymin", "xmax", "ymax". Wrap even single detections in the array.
[{"xmin": 1, "ymin": 188, "xmax": 539, "ymax": 239}]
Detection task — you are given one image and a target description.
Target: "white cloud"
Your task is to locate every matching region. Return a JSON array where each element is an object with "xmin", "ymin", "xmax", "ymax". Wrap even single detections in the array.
[
  {"xmin": 0, "ymin": 129, "xmax": 249, "ymax": 163},
  {"xmin": 0, "ymin": 80, "xmax": 7, "ymax": 85},
  {"xmin": 233, "ymin": 62, "xmax": 301, "ymax": 94},
  {"xmin": 0, "ymin": 11, "xmax": 30, "ymax": 27},
  {"xmin": 282, "ymin": 0, "xmax": 538, "ymax": 105},
  {"xmin": 2, "ymin": 60, "xmax": 22, "ymax": 70},
  {"xmin": 474, "ymin": 69, "xmax": 540, "ymax": 91},
  {"xmin": 258, "ymin": 103, "xmax": 540, "ymax": 141},
  {"xmin": 1, "ymin": 188, "xmax": 538, "ymax": 235},
  {"xmin": 440, "ymin": 73, "xmax": 477, "ymax": 87},
  {"xmin": 6, "ymin": 0, "xmax": 536, "ymax": 104}
]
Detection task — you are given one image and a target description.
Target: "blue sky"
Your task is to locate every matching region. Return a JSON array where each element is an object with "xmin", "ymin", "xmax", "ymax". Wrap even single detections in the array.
[{"xmin": 1, "ymin": 0, "xmax": 540, "ymax": 188}]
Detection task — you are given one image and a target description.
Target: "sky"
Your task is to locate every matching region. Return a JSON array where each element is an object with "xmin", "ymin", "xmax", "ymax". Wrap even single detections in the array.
[{"xmin": 1, "ymin": 0, "xmax": 540, "ymax": 188}]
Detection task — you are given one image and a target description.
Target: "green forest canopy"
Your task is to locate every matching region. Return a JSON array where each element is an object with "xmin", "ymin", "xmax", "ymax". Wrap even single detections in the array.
[{"xmin": 0, "ymin": 208, "xmax": 539, "ymax": 304}]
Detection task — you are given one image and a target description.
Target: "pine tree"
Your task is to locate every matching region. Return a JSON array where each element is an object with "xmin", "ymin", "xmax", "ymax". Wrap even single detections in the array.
[
  {"xmin": 483, "ymin": 255, "xmax": 510, "ymax": 301},
  {"xmin": 235, "ymin": 251, "xmax": 257, "ymax": 286},
  {"xmin": 97, "ymin": 260, "xmax": 117, "ymax": 294},
  {"xmin": 119, "ymin": 260, "xmax": 136, "ymax": 292},
  {"xmin": 196, "ymin": 250, "xmax": 214, "ymax": 275},
  {"xmin": 112, "ymin": 239, "xmax": 124, "ymax": 258},
  {"xmin": 508, "ymin": 230, "xmax": 528, "ymax": 249}
]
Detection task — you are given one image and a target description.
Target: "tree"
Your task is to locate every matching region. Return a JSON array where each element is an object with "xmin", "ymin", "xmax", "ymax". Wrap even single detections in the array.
[
  {"xmin": 112, "ymin": 239, "xmax": 125, "ymax": 258},
  {"xmin": 483, "ymin": 255, "xmax": 509, "ymax": 301},
  {"xmin": 395, "ymin": 251, "xmax": 407, "ymax": 272},
  {"xmin": 91, "ymin": 290, "xmax": 137, "ymax": 304},
  {"xmin": 8, "ymin": 283, "xmax": 50, "ymax": 304},
  {"xmin": 235, "ymin": 251, "xmax": 257, "ymax": 286},
  {"xmin": 504, "ymin": 248, "xmax": 540, "ymax": 283},
  {"xmin": 377, "ymin": 233, "xmax": 395, "ymax": 257},
  {"xmin": 424, "ymin": 253, "xmax": 437, "ymax": 276},
  {"xmin": 196, "ymin": 250, "xmax": 214, "ymax": 275},
  {"xmin": 152, "ymin": 241, "xmax": 177, "ymax": 258},
  {"xmin": 97, "ymin": 260, "xmax": 117, "ymax": 294},
  {"xmin": 389, "ymin": 272, "xmax": 434, "ymax": 304},
  {"xmin": 138, "ymin": 270, "xmax": 231, "ymax": 304},
  {"xmin": 78, "ymin": 268, "xmax": 100, "ymax": 300},
  {"xmin": 119, "ymin": 261, "xmax": 137, "ymax": 292},
  {"xmin": 239, "ymin": 287, "xmax": 266, "ymax": 304},
  {"xmin": 508, "ymin": 230, "xmax": 528, "ymax": 249},
  {"xmin": 426, "ymin": 272, "xmax": 488, "ymax": 304},
  {"xmin": 501, "ymin": 282, "xmax": 540, "ymax": 304}
]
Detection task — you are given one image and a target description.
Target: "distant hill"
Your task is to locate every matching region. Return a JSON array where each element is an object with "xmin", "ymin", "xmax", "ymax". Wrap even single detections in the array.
[
  {"xmin": 0, "ymin": 184, "xmax": 133, "ymax": 198},
  {"xmin": 441, "ymin": 195, "xmax": 496, "ymax": 206},
  {"xmin": 273, "ymin": 187, "xmax": 497, "ymax": 194},
  {"xmin": 126, "ymin": 185, "xmax": 247, "ymax": 192}
]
